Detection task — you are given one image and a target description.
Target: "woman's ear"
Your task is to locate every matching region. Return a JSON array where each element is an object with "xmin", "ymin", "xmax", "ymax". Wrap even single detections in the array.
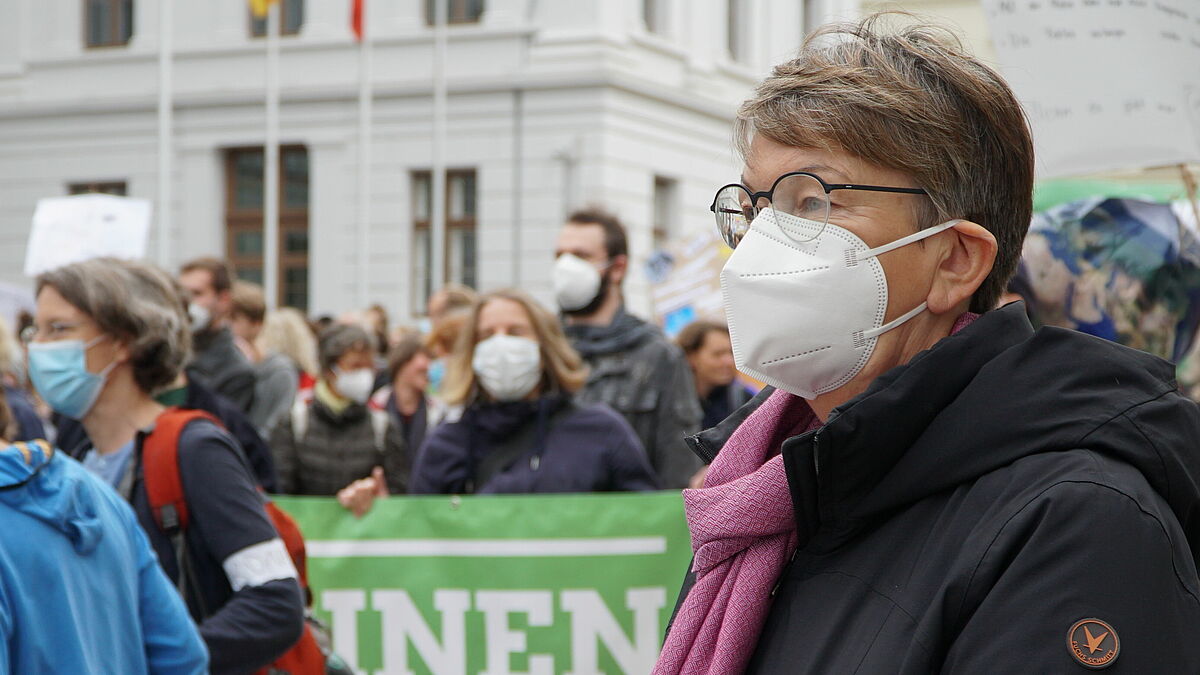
[{"xmin": 926, "ymin": 221, "xmax": 997, "ymax": 315}]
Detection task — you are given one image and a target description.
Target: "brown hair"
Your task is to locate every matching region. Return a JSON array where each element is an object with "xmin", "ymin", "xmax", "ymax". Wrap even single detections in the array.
[
  {"xmin": 441, "ymin": 289, "xmax": 589, "ymax": 406},
  {"xmin": 387, "ymin": 333, "xmax": 433, "ymax": 382},
  {"xmin": 734, "ymin": 12, "xmax": 1034, "ymax": 312},
  {"xmin": 231, "ymin": 281, "xmax": 267, "ymax": 324},
  {"xmin": 676, "ymin": 319, "xmax": 730, "ymax": 355},
  {"xmin": 37, "ymin": 258, "xmax": 192, "ymax": 394},
  {"xmin": 428, "ymin": 284, "xmax": 478, "ymax": 320},
  {"xmin": 567, "ymin": 206, "xmax": 629, "ymax": 260},
  {"xmin": 179, "ymin": 257, "xmax": 236, "ymax": 295}
]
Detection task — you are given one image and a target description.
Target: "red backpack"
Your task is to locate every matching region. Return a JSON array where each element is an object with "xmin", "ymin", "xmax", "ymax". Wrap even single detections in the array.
[{"xmin": 142, "ymin": 407, "xmax": 325, "ymax": 675}]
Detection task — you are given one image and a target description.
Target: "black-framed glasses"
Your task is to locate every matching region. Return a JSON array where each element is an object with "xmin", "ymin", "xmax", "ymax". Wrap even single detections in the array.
[{"xmin": 710, "ymin": 171, "xmax": 928, "ymax": 247}]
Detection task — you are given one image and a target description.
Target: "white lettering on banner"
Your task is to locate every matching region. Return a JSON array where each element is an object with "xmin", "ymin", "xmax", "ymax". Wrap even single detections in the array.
[
  {"xmin": 563, "ymin": 588, "xmax": 667, "ymax": 675},
  {"xmin": 476, "ymin": 591, "xmax": 555, "ymax": 675},
  {"xmin": 374, "ymin": 589, "xmax": 470, "ymax": 675},
  {"xmin": 319, "ymin": 588, "xmax": 668, "ymax": 674},
  {"xmin": 323, "ymin": 590, "xmax": 367, "ymax": 675}
]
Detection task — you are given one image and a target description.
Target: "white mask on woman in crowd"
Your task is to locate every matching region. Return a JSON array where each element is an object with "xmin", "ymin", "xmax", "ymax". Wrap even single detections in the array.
[{"xmin": 472, "ymin": 334, "xmax": 542, "ymax": 402}]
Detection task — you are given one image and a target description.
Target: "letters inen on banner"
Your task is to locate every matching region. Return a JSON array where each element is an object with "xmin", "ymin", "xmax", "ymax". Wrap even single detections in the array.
[{"xmin": 274, "ymin": 492, "xmax": 693, "ymax": 675}]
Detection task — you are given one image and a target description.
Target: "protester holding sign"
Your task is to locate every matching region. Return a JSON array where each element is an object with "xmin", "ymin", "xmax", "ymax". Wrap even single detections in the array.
[
  {"xmin": 410, "ymin": 289, "xmax": 659, "ymax": 495},
  {"xmin": 657, "ymin": 14, "xmax": 1200, "ymax": 674},
  {"xmin": 27, "ymin": 257, "xmax": 305, "ymax": 675}
]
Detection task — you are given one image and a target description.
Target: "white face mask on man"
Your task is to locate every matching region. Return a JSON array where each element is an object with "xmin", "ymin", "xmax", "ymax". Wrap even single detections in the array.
[
  {"xmin": 472, "ymin": 334, "xmax": 542, "ymax": 402},
  {"xmin": 720, "ymin": 207, "xmax": 960, "ymax": 399},
  {"xmin": 552, "ymin": 254, "xmax": 605, "ymax": 313}
]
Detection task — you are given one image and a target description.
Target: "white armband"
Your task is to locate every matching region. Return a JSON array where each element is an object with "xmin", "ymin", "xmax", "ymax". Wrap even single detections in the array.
[{"xmin": 222, "ymin": 538, "xmax": 298, "ymax": 592}]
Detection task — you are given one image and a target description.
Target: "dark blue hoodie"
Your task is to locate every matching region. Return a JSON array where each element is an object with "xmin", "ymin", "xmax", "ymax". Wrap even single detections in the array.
[
  {"xmin": 0, "ymin": 441, "xmax": 207, "ymax": 673},
  {"xmin": 411, "ymin": 395, "xmax": 660, "ymax": 494}
]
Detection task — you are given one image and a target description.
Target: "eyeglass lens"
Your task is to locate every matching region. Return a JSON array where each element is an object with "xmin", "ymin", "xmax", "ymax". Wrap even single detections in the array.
[{"xmin": 714, "ymin": 173, "xmax": 830, "ymax": 248}]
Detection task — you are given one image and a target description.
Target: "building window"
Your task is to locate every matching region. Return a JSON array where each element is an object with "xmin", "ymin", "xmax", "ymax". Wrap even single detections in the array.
[
  {"xmin": 412, "ymin": 169, "xmax": 478, "ymax": 314},
  {"xmin": 643, "ymin": 0, "xmax": 663, "ymax": 34},
  {"xmin": 652, "ymin": 175, "xmax": 677, "ymax": 251},
  {"xmin": 224, "ymin": 146, "xmax": 310, "ymax": 311},
  {"xmin": 68, "ymin": 181, "xmax": 128, "ymax": 196},
  {"xmin": 251, "ymin": 0, "xmax": 304, "ymax": 37},
  {"xmin": 424, "ymin": 0, "xmax": 485, "ymax": 25},
  {"xmin": 85, "ymin": 0, "xmax": 134, "ymax": 48},
  {"xmin": 727, "ymin": 0, "xmax": 747, "ymax": 62}
]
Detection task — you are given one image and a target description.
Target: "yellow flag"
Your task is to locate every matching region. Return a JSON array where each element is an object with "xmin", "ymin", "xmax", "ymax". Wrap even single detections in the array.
[{"xmin": 249, "ymin": 0, "xmax": 279, "ymax": 19}]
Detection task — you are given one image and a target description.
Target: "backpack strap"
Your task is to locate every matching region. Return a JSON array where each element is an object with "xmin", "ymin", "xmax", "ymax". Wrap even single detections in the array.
[
  {"xmin": 142, "ymin": 407, "xmax": 220, "ymax": 619},
  {"xmin": 143, "ymin": 408, "xmax": 219, "ymax": 534},
  {"xmin": 290, "ymin": 398, "xmax": 310, "ymax": 443},
  {"xmin": 369, "ymin": 408, "xmax": 389, "ymax": 451}
]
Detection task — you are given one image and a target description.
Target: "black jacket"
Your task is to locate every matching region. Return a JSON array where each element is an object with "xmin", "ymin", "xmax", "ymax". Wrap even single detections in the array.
[
  {"xmin": 566, "ymin": 309, "xmax": 703, "ymax": 488},
  {"xmin": 189, "ymin": 327, "xmax": 257, "ymax": 414},
  {"xmin": 672, "ymin": 303, "xmax": 1200, "ymax": 673}
]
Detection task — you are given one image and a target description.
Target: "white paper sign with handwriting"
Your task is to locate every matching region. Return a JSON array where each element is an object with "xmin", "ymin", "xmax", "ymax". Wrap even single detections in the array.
[
  {"xmin": 982, "ymin": 0, "xmax": 1200, "ymax": 178},
  {"xmin": 24, "ymin": 194, "xmax": 152, "ymax": 277}
]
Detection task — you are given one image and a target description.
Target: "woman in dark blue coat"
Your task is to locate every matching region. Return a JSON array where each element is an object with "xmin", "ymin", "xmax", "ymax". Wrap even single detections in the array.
[{"xmin": 409, "ymin": 289, "xmax": 658, "ymax": 495}]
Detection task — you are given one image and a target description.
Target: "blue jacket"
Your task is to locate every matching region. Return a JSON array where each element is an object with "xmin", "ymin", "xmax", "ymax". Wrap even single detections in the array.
[
  {"xmin": 0, "ymin": 441, "xmax": 207, "ymax": 674},
  {"xmin": 410, "ymin": 395, "xmax": 660, "ymax": 494}
]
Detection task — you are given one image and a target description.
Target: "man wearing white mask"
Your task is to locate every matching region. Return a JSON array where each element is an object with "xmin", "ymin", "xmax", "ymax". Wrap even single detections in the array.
[
  {"xmin": 554, "ymin": 207, "xmax": 703, "ymax": 489},
  {"xmin": 178, "ymin": 257, "xmax": 257, "ymax": 413},
  {"xmin": 269, "ymin": 324, "xmax": 408, "ymax": 510},
  {"xmin": 656, "ymin": 14, "xmax": 1200, "ymax": 674}
]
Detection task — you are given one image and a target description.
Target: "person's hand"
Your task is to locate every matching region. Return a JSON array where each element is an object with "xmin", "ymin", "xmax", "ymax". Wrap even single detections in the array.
[
  {"xmin": 688, "ymin": 465, "xmax": 710, "ymax": 490},
  {"xmin": 336, "ymin": 466, "xmax": 389, "ymax": 518}
]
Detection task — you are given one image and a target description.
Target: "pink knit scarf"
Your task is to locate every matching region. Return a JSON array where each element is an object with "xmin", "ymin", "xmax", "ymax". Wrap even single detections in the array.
[
  {"xmin": 653, "ymin": 388, "xmax": 816, "ymax": 675},
  {"xmin": 655, "ymin": 313, "xmax": 979, "ymax": 674}
]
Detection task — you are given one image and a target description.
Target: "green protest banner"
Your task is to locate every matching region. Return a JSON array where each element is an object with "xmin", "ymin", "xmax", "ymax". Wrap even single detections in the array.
[{"xmin": 274, "ymin": 491, "xmax": 691, "ymax": 675}]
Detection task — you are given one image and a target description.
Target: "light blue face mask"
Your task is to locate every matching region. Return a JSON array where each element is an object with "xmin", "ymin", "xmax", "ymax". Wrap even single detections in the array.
[
  {"xmin": 28, "ymin": 336, "xmax": 117, "ymax": 421},
  {"xmin": 427, "ymin": 358, "xmax": 446, "ymax": 395}
]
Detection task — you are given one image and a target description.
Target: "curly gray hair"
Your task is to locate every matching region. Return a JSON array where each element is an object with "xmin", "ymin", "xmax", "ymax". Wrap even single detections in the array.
[{"xmin": 36, "ymin": 257, "xmax": 191, "ymax": 395}]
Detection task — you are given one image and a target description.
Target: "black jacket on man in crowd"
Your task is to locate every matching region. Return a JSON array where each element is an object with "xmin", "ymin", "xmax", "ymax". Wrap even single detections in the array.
[
  {"xmin": 565, "ymin": 308, "xmax": 702, "ymax": 489},
  {"xmin": 189, "ymin": 326, "xmax": 257, "ymax": 413},
  {"xmin": 671, "ymin": 303, "xmax": 1200, "ymax": 673}
]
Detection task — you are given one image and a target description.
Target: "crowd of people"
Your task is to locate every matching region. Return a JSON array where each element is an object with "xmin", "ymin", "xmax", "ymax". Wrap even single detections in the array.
[
  {"xmin": 0, "ymin": 203, "xmax": 728, "ymax": 672},
  {"xmin": 6, "ymin": 11, "xmax": 1200, "ymax": 674}
]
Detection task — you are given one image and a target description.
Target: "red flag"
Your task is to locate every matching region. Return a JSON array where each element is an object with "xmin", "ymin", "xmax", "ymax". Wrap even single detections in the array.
[{"xmin": 351, "ymin": 0, "xmax": 364, "ymax": 41}]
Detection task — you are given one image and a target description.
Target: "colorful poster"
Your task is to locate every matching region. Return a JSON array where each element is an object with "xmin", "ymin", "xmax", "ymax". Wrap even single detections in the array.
[{"xmin": 274, "ymin": 492, "xmax": 692, "ymax": 675}]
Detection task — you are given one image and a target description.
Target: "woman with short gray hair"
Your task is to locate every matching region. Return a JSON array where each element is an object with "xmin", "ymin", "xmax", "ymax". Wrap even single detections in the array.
[
  {"xmin": 29, "ymin": 257, "xmax": 305, "ymax": 673},
  {"xmin": 270, "ymin": 323, "xmax": 410, "ymax": 512},
  {"xmin": 657, "ymin": 13, "xmax": 1200, "ymax": 673}
]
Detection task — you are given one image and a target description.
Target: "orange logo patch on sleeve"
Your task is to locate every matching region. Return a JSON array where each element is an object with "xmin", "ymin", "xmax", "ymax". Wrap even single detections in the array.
[{"xmin": 1068, "ymin": 618, "xmax": 1119, "ymax": 669}]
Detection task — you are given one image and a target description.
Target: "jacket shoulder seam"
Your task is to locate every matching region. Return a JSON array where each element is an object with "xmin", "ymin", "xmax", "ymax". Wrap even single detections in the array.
[{"xmin": 955, "ymin": 476, "xmax": 1200, "ymax": 628}]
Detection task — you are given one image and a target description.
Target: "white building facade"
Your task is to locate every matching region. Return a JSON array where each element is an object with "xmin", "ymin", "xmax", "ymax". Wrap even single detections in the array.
[{"xmin": 0, "ymin": 0, "xmax": 863, "ymax": 320}]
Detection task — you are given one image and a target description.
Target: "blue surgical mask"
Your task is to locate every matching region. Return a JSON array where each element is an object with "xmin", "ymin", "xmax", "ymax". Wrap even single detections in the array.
[{"xmin": 28, "ymin": 336, "xmax": 118, "ymax": 420}]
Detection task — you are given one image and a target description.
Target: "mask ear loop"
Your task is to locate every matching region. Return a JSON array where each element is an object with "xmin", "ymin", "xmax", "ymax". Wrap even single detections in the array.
[
  {"xmin": 847, "ymin": 219, "xmax": 964, "ymax": 266},
  {"xmin": 853, "ymin": 220, "xmax": 966, "ymax": 344}
]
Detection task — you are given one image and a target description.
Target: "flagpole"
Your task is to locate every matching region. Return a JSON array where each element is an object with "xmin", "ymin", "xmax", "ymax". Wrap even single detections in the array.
[
  {"xmin": 430, "ymin": 0, "xmax": 447, "ymax": 298},
  {"xmin": 264, "ymin": 1, "xmax": 281, "ymax": 311},
  {"xmin": 156, "ymin": 0, "xmax": 173, "ymax": 267},
  {"xmin": 356, "ymin": 0, "xmax": 372, "ymax": 308}
]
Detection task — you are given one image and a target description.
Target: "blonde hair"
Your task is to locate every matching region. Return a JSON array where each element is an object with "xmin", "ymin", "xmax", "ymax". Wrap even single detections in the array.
[
  {"xmin": 0, "ymin": 315, "xmax": 20, "ymax": 379},
  {"xmin": 441, "ymin": 289, "xmax": 589, "ymax": 406},
  {"xmin": 735, "ymin": 12, "xmax": 1034, "ymax": 312},
  {"xmin": 257, "ymin": 307, "xmax": 319, "ymax": 376}
]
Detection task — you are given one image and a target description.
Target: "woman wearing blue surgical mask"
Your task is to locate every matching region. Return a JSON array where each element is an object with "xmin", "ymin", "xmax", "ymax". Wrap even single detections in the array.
[
  {"xmin": 407, "ymin": 289, "xmax": 658, "ymax": 495},
  {"xmin": 29, "ymin": 257, "xmax": 304, "ymax": 674},
  {"xmin": 269, "ymin": 324, "xmax": 410, "ymax": 514}
]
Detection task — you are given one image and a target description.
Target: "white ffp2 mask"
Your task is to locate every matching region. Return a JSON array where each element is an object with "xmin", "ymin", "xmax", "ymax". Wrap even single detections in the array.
[
  {"xmin": 553, "ymin": 254, "xmax": 603, "ymax": 312},
  {"xmin": 473, "ymin": 334, "xmax": 542, "ymax": 402},
  {"xmin": 720, "ymin": 208, "xmax": 961, "ymax": 399},
  {"xmin": 334, "ymin": 367, "xmax": 376, "ymax": 404}
]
